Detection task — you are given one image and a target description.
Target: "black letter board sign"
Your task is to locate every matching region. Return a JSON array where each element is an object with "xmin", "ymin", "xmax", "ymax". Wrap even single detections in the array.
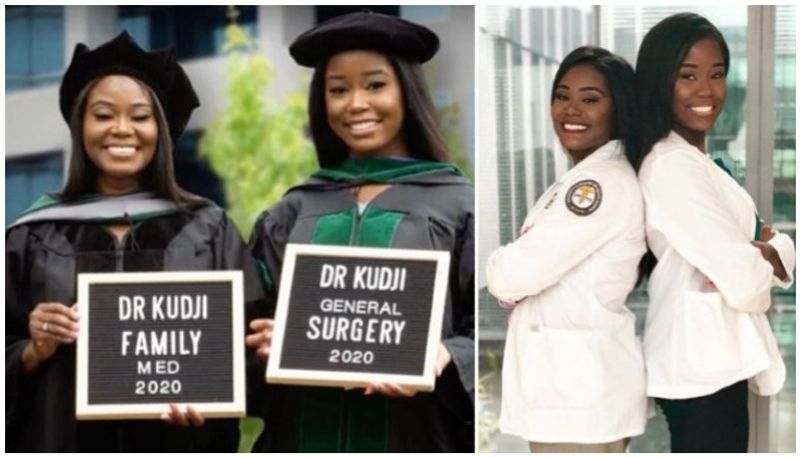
[
  {"xmin": 76, "ymin": 271, "xmax": 245, "ymax": 419},
  {"xmin": 267, "ymin": 244, "xmax": 450, "ymax": 391}
]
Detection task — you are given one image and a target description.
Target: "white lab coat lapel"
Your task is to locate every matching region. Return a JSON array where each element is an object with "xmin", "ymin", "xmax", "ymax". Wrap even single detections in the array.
[
  {"xmin": 667, "ymin": 132, "xmax": 757, "ymax": 240},
  {"xmin": 520, "ymin": 140, "xmax": 622, "ymax": 232}
]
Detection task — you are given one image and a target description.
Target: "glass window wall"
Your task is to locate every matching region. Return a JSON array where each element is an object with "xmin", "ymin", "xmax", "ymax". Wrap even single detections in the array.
[
  {"xmin": 5, "ymin": 152, "xmax": 64, "ymax": 223},
  {"xmin": 6, "ymin": 6, "xmax": 64, "ymax": 91}
]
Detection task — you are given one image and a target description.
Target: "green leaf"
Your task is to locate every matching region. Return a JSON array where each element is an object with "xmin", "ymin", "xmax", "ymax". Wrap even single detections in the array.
[{"xmin": 199, "ymin": 24, "xmax": 316, "ymax": 238}]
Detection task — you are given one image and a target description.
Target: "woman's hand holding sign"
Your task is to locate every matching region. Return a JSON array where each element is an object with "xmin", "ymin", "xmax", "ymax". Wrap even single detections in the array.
[
  {"xmin": 363, "ymin": 342, "xmax": 452, "ymax": 398},
  {"xmin": 161, "ymin": 404, "xmax": 205, "ymax": 427},
  {"xmin": 434, "ymin": 342, "xmax": 453, "ymax": 376},
  {"xmin": 246, "ymin": 318, "xmax": 275, "ymax": 361},
  {"xmin": 364, "ymin": 382, "xmax": 417, "ymax": 397},
  {"xmin": 23, "ymin": 303, "xmax": 79, "ymax": 374}
]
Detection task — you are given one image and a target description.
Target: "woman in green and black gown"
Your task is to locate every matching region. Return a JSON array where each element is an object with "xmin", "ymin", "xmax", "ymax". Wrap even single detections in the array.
[{"xmin": 245, "ymin": 11, "xmax": 474, "ymax": 453}]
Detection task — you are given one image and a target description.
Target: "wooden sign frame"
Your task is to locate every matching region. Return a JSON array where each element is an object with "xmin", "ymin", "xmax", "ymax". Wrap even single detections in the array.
[
  {"xmin": 76, "ymin": 271, "xmax": 245, "ymax": 420},
  {"xmin": 267, "ymin": 244, "xmax": 450, "ymax": 392}
]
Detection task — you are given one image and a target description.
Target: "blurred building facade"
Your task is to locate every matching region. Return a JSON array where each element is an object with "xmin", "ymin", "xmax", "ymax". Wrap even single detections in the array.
[{"xmin": 5, "ymin": 5, "xmax": 475, "ymax": 222}]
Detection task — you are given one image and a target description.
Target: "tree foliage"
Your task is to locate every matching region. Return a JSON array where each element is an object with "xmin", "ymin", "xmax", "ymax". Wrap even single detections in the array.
[
  {"xmin": 423, "ymin": 62, "xmax": 473, "ymax": 181},
  {"xmin": 438, "ymin": 102, "xmax": 472, "ymax": 181},
  {"xmin": 199, "ymin": 24, "xmax": 316, "ymax": 238}
]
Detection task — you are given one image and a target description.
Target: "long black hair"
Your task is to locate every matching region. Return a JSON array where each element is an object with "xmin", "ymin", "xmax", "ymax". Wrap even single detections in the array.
[
  {"xmin": 551, "ymin": 46, "xmax": 639, "ymax": 166},
  {"xmin": 635, "ymin": 12, "xmax": 730, "ymax": 169},
  {"xmin": 634, "ymin": 13, "xmax": 730, "ymax": 283},
  {"xmin": 60, "ymin": 75, "xmax": 191, "ymax": 203},
  {"xmin": 308, "ymin": 53, "xmax": 449, "ymax": 168}
]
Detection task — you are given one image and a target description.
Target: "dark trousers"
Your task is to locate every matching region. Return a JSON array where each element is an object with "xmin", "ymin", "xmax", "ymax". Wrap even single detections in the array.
[{"xmin": 656, "ymin": 380, "xmax": 749, "ymax": 453}]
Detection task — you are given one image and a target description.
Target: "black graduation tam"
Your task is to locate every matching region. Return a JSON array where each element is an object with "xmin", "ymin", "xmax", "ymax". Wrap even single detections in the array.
[
  {"xmin": 59, "ymin": 31, "xmax": 199, "ymax": 144},
  {"xmin": 290, "ymin": 11, "xmax": 440, "ymax": 67}
]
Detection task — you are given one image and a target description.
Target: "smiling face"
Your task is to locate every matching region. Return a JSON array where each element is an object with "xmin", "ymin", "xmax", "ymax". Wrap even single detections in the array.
[
  {"xmin": 551, "ymin": 63, "xmax": 614, "ymax": 163},
  {"xmin": 82, "ymin": 75, "xmax": 158, "ymax": 195},
  {"xmin": 671, "ymin": 38, "xmax": 727, "ymax": 151},
  {"xmin": 324, "ymin": 50, "xmax": 408, "ymax": 159}
]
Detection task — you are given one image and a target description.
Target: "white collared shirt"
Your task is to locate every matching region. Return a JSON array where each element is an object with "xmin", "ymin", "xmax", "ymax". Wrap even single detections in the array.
[
  {"xmin": 487, "ymin": 140, "xmax": 648, "ymax": 443},
  {"xmin": 639, "ymin": 131, "xmax": 795, "ymax": 399}
]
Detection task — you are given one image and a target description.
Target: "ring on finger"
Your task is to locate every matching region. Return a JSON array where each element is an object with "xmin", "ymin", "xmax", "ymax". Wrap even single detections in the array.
[{"xmin": 42, "ymin": 322, "xmax": 49, "ymax": 333}]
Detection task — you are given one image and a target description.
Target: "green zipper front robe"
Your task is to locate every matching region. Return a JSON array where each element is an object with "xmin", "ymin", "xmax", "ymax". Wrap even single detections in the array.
[{"xmin": 248, "ymin": 160, "xmax": 474, "ymax": 452}]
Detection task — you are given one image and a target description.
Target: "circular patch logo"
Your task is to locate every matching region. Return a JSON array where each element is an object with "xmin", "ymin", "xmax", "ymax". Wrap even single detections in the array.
[{"xmin": 565, "ymin": 180, "xmax": 602, "ymax": 216}]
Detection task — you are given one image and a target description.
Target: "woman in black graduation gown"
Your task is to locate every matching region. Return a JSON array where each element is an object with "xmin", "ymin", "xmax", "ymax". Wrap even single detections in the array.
[
  {"xmin": 244, "ymin": 11, "xmax": 474, "ymax": 453},
  {"xmin": 5, "ymin": 32, "xmax": 262, "ymax": 452}
]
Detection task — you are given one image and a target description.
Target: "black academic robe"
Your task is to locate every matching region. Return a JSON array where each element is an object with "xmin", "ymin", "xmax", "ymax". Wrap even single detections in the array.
[
  {"xmin": 248, "ymin": 171, "xmax": 475, "ymax": 452},
  {"xmin": 5, "ymin": 204, "xmax": 263, "ymax": 452}
]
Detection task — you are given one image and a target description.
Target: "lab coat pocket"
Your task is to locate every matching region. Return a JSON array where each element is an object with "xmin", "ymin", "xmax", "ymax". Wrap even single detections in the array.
[
  {"xmin": 523, "ymin": 328, "xmax": 603, "ymax": 410},
  {"xmin": 682, "ymin": 291, "xmax": 741, "ymax": 374}
]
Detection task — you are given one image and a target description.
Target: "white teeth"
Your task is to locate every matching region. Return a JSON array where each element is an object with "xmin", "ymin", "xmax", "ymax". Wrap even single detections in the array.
[
  {"xmin": 349, "ymin": 121, "xmax": 377, "ymax": 132},
  {"xmin": 690, "ymin": 106, "xmax": 713, "ymax": 114},
  {"xmin": 563, "ymin": 123, "xmax": 588, "ymax": 132},
  {"xmin": 107, "ymin": 146, "xmax": 136, "ymax": 155}
]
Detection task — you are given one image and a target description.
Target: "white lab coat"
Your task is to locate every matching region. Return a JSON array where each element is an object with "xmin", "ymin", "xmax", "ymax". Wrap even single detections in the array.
[
  {"xmin": 639, "ymin": 131, "xmax": 795, "ymax": 399},
  {"xmin": 487, "ymin": 140, "xmax": 648, "ymax": 443}
]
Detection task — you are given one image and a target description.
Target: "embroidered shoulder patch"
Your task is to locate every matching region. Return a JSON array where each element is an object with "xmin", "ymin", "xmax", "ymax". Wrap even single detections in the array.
[{"xmin": 564, "ymin": 180, "xmax": 602, "ymax": 216}]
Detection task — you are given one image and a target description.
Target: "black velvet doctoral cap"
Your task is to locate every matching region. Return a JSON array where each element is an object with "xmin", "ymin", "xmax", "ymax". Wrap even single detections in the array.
[
  {"xmin": 59, "ymin": 31, "xmax": 200, "ymax": 144},
  {"xmin": 289, "ymin": 11, "xmax": 440, "ymax": 67}
]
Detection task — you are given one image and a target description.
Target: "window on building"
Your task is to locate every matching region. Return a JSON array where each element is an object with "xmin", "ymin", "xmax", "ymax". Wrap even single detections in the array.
[
  {"xmin": 6, "ymin": 6, "xmax": 64, "ymax": 91},
  {"xmin": 118, "ymin": 6, "xmax": 257, "ymax": 59},
  {"xmin": 6, "ymin": 152, "xmax": 63, "ymax": 223}
]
